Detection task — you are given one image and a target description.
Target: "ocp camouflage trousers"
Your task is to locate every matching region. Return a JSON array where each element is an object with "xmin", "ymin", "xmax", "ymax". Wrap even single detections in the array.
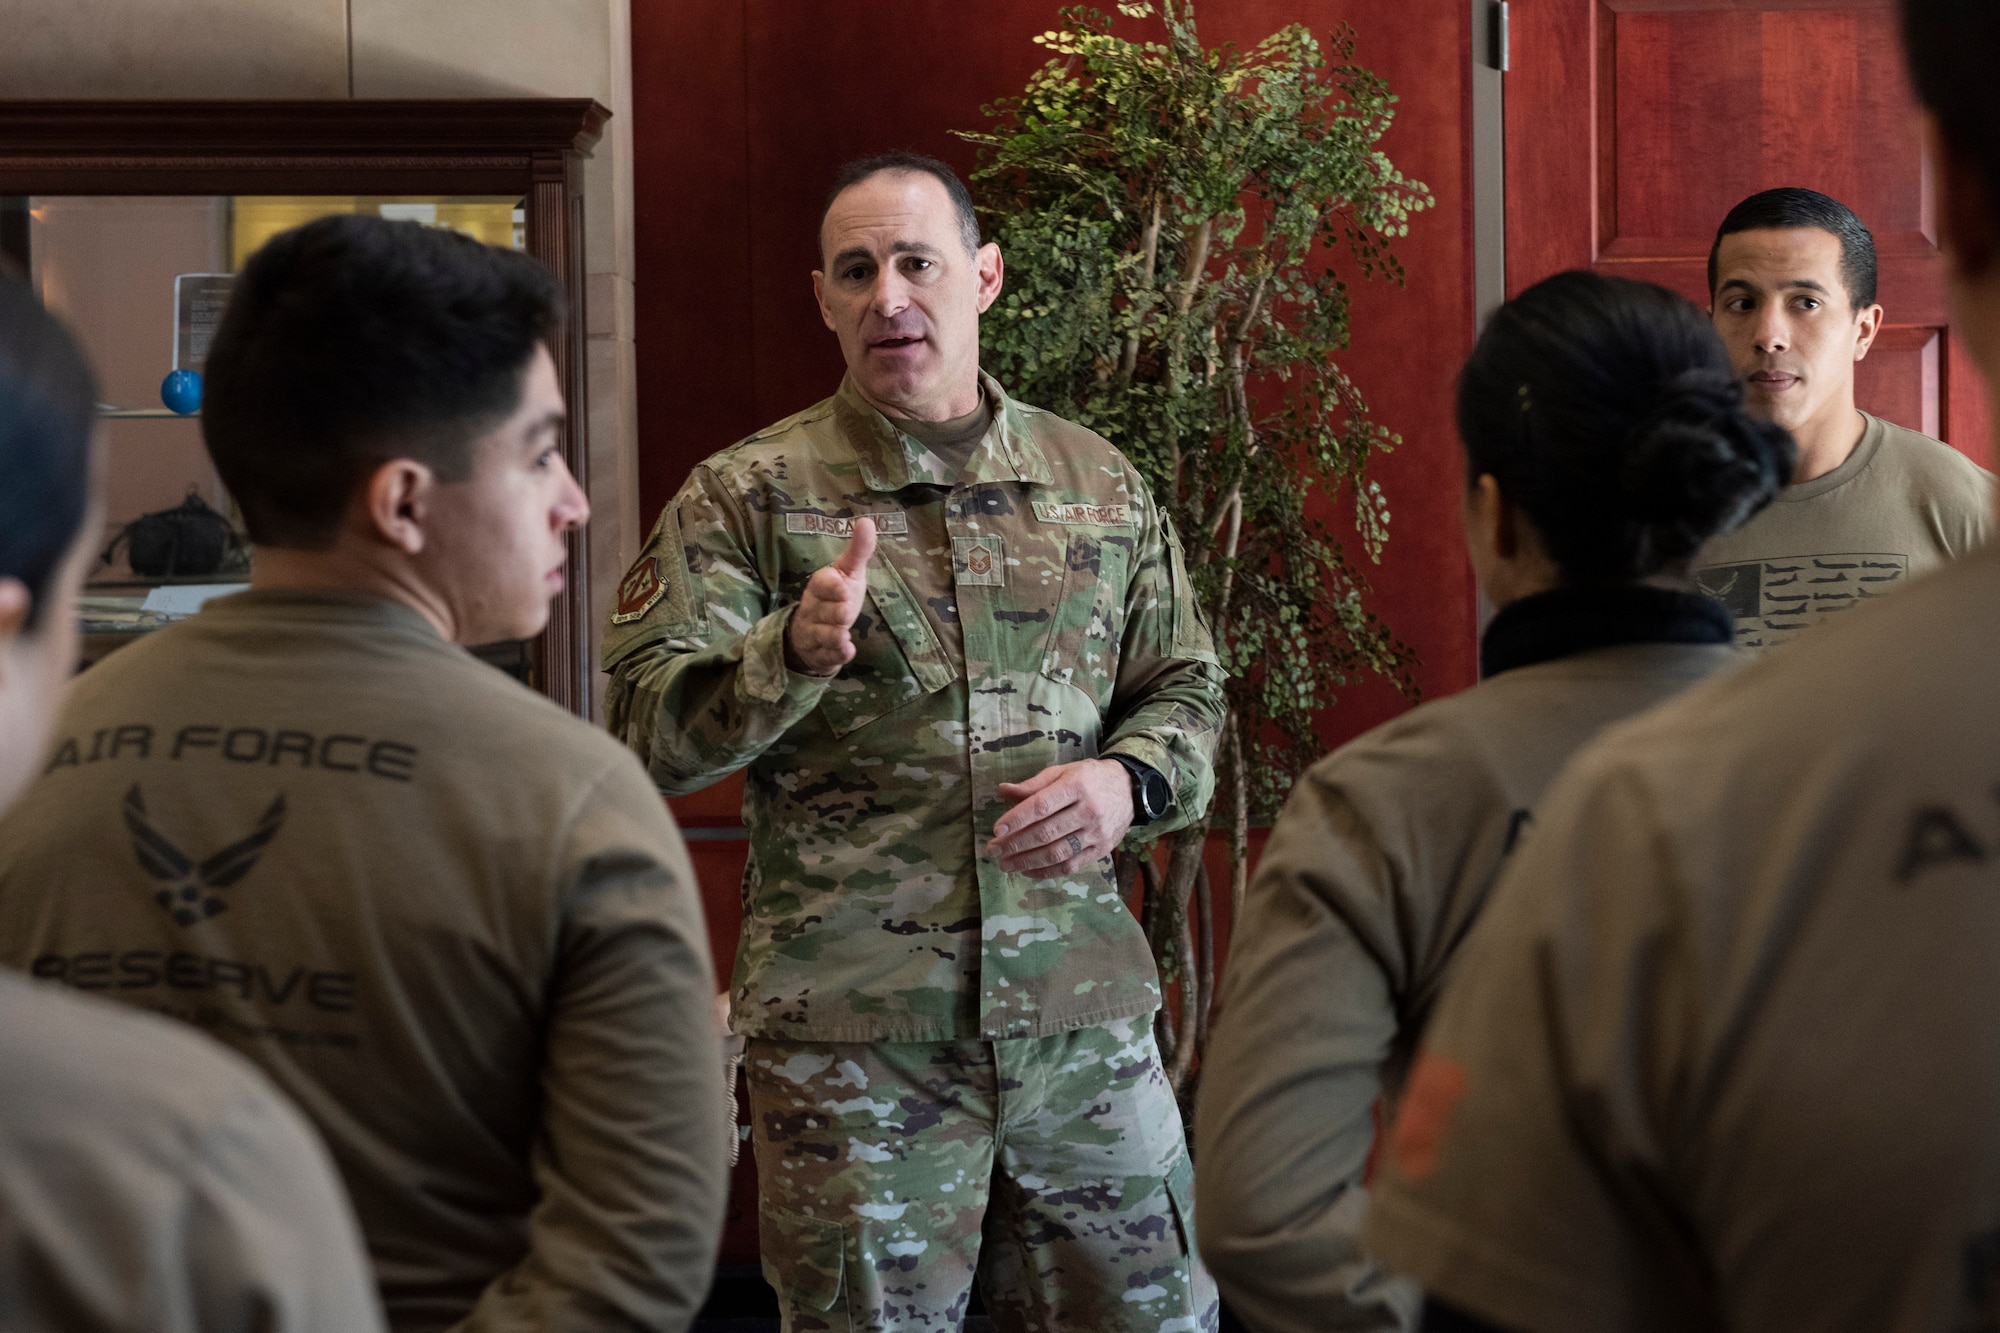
[{"xmin": 747, "ymin": 1016, "xmax": 1218, "ymax": 1333}]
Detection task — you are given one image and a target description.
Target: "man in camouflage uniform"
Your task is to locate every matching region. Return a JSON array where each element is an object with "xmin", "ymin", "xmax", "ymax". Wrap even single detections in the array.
[{"xmin": 604, "ymin": 152, "xmax": 1226, "ymax": 1331}]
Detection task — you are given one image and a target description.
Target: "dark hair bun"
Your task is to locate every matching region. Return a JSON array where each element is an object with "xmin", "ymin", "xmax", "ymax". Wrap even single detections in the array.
[
  {"xmin": 1457, "ymin": 271, "xmax": 1797, "ymax": 583},
  {"xmin": 1620, "ymin": 365, "xmax": 1794, "ymax": 572}
]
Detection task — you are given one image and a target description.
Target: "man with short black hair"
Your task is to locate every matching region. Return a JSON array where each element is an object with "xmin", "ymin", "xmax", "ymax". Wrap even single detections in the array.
[
  {"xmin": 0, "ymin": 215, "xmax": 728, "ymax": 1332},
  {"xmin": 1365, "ymin": 1, "xmax": 2000, "ymax": 1325},
  {"xmin": 0, "ymin": 270, "xmax": 386, "ymax": 1333},
  {"xmin": 606, "ymin": 152, "xmax": 1225, "ymax": 1331},
  {"xmin": 1695, "ymin": 185, "xmax": 1993, "ymax": 647}
]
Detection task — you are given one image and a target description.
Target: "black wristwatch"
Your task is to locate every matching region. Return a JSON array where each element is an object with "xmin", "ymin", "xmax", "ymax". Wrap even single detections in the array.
[{"xmin": 1108, "ymin": 754, "xmax": 1172, "ymax": 826}]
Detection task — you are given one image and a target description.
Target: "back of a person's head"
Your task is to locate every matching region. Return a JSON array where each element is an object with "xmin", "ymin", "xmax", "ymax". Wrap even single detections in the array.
[
  {"xmin": 202, "ymin": 214, "xmax": 563, "ymax": 549},
  {"xmin": 1458, "ymin": 270, "xmax": 1796, "ymax": 585},
  {"xmin": 0, "ymin": 276, "xmax": 95, "ymax": 630},
  {"xmin": 1903, "ymin": 0, "xmax": 2000, "ymax": 217},
  {"xmin": 1707, "ymin": 187, "xmax": 1878, "ymax": 308}
]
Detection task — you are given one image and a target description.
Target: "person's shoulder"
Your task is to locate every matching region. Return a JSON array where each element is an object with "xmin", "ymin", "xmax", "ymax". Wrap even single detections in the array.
[
  {"xmin": 1010, "ymin": 395, "xmax": 1127, "ymax": 464},
  {"xmin": 1868, "ymin": 413, "xmax": 1995, "ymax": 490},
  {"xmin": 1338, "ymin": 643, "xmax": 1730, "ymax": 760},
  {"xmin": 1302, "ymin": 642, "xmax": 1736, "ymax": 845},
  {"xmin": 0, "ymin": 967, "xmax": 295, "ymax": 1144},
  {"xmin": 447, "ymin": 657, "xmax": 653, "ymax": 777},
  {"xmin": 995, "ymin": 385, "xmax": 1162, "ymax": 512},
  {"xmin": 697, "ymin": 394, "xmax": 844, "ymax": 479},
  {"xmin": 1301, "ymin": 684, "xmax": 1509, "ymax": 810},
  {"xmin": 65, "ymin": 613, "xmax": 214, "ymax": 703}
]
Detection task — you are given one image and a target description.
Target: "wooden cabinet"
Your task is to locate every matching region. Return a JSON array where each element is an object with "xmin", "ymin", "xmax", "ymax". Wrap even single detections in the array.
[{"xmin": 0, "ymin": 99, "xmax": 608, "ymax": 715}]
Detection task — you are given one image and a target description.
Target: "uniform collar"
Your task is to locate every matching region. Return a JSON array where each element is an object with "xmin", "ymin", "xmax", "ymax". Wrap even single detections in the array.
[
  {"xmin": 1479, "ymin": 584, "xmax": 1733, "ymax": 679},
  {"xmin": 835, "ymin": 371, "xmax": 1054, "ymax": 492}
]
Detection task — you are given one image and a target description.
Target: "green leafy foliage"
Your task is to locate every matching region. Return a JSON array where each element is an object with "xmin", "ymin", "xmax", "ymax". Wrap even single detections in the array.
[{"xmin": 960, "ymin": 0, "xmax": 1432, "ymax": 822}]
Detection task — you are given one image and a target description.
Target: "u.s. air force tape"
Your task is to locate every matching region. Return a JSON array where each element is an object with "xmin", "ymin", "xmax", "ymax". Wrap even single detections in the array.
[
  {"xmin": 1031, "ymin": 501, "xmax": 1132, "ymax": 526},
  {"xmin": 784, "ymin": 511, "xmax": 910, "ymax": 538}
]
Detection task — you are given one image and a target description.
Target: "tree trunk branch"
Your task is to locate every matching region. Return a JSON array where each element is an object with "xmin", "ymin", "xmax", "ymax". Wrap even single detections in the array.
[
  {"xmin": 1119, "ymin": 193, "xmax": 1164, "ymax": 382},
  {"xmin": 1175, "ymin": 217, "xmax": 1214, "ymax": 316}
]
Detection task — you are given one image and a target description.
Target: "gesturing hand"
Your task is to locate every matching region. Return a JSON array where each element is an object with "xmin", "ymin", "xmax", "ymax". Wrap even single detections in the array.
[
  {"xmin": 785, "ymin": 518, "xmax": 876, "ymax": 676},
  {"xmin": 988, "ymin": 758, "xmax": 1135, "ymax": 877}
]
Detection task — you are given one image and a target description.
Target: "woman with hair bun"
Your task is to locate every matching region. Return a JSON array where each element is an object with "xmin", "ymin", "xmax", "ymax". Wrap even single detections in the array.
[{"xmin": 1193, "ymin": 270, "xmax": 1795, "ymax": 1332}]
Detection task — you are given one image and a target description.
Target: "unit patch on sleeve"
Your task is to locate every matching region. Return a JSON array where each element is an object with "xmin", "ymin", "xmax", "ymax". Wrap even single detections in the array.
[
  {"xmin": 610, "ymin": 555, "xmax": 666, "ymax": 625},
  {"xmin": 1031, "ymin": 501, "xmax": 1132, "ymax": 527},
  {"xmin": 784, "ymin": 511, "xmax": 911, "ymax": 538}
]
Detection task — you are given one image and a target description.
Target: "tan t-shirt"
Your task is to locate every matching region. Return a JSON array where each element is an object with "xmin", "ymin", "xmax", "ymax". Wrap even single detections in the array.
[
  {"xmin": 1368, "ymin": 542, "xmax": 2000, "ymax": 1333},
  {"xmin": 1694, "ymin": 411, "xmax": 1994, "ymax": 648},
  {"xmin": 1195, "ymin": 635, "xmax": 1737, "ymax": 1333},
  {"xmin": 0, "ymin": 967, "xmax": 384, "ymax": 1332},
  {"xmin": 896, "ymin": 389, "xmax": 994, "ymax": 482},
  {"xmin": 0, "ymin": 590, "xmax": 727, "ymax": 1333}
]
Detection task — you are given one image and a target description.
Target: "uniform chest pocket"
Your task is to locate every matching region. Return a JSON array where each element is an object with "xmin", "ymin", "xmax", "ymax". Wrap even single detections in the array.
[
  {"xmin": 817, "ymin": 558, "xmax": 956, "ymax": 738},
  {"xmin": 1040, "ymin": 531, "xmax": 1130, "ymax": 700}
]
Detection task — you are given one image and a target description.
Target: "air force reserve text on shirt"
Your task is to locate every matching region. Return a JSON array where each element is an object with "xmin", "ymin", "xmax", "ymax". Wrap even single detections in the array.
[{"xmin": 26, "ymin": 715, "xmax": 384, "ymax": 1052}]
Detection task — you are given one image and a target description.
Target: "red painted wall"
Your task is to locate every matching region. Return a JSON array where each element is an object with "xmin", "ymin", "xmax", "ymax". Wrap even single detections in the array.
[{"xmin": 630, "ymin": 0, "xmax": 1478, "ymax": 1269}]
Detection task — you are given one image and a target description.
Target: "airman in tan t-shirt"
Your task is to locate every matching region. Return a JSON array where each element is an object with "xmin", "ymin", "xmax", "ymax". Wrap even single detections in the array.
[
  {"xmin": 0, "ymin": 589, "xmax": 728, "ymax": 1333},
  {"xmin": 1695, "ymin": 412, "xmax": 1993, "ymax": 647}
]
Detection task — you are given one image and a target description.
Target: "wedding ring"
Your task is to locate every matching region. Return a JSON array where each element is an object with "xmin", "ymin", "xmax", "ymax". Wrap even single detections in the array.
[{"xmin": 1067, "ymin": 833, "xmax": 1084, "ymax": 858}]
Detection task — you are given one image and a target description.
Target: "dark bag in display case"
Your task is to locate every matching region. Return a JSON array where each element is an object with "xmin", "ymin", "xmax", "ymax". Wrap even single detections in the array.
[{"xmin": 100, "ymin": 490, "xmax": 246, "ymax": 578}]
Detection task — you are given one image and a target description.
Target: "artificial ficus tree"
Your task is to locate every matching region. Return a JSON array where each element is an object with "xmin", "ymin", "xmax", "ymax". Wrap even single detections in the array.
[{"xmin": 960, "ymin": 0, "xmax": 1431, "ymax": 1100}]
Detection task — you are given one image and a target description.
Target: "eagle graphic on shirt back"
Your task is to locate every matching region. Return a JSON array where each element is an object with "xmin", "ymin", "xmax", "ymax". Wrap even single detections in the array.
[{"xmin": 122, "ymin": 785, "xmax": 287, "ymax": 926}]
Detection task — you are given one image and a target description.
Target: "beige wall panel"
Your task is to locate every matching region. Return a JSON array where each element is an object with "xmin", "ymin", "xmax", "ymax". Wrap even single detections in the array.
[
  {"xmin": 347, "ymin": 0, "xmax": 611, "ymax": 99},
  {"xmin": 0, "ymin": 0, "xmax": 347, "ymax": 97}
]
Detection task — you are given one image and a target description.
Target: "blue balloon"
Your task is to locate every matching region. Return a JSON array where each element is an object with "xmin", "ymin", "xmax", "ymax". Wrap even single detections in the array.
[{"xmin": 160, "ymin": 369, "xmax": 203, "ymax": 415}]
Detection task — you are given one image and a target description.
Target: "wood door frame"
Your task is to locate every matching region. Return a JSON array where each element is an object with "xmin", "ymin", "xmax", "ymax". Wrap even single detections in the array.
[{"xmin": 0, "ymin": 99, "xmax": 609, "ymax": 716}]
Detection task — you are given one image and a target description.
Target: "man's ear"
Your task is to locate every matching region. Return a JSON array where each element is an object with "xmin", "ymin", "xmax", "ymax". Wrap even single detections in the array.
[
  {"xmin": 1852, "ymin": 301, "xmax": 1886, "ymax": 361},
  {"xmin": 975, "ymin": 242, "xmax": 1005, "ymax": 314},
  {"xmin": 360, "ymin": 458, "xmax": 437, "ymax": 556},
  {"xmin": 812, "ymin": 268, "xmax": 837, "ymax": 333}
]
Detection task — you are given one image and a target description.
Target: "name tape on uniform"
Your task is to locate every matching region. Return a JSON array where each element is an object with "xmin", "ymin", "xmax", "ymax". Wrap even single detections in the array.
[
  {"xmin": 1031, "ymin": 501, "xmax": 1132, "ymax": 527},
  {"xmin": 785, "ymin": 511, "xmax": 910, "ymax": 538}
]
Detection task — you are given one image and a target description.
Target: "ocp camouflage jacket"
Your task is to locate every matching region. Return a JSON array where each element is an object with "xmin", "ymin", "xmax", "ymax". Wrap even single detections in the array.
[{"xmin": 603, "ymin": 373, "xmax": 1227, "ymax": 1042}]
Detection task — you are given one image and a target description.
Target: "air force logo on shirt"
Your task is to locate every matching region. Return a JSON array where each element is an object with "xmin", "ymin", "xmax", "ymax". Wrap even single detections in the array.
[{"xmin": 123, "ymin": 785, "xmax": 286, "ymax": 926}]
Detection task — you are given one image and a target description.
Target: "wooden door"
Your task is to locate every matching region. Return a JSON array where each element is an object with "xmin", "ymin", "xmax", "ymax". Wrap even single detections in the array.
[{"xmin": 1503, "ymin": 0, "xmax": 1990, "ymax": 464}]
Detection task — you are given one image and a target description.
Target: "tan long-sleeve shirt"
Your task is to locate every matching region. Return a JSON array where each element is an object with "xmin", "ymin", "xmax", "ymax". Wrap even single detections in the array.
[
  {"xmin": 0, "ymin": 967, "xmax": 384, "ymax": 1332},
  {"xmin": 1196, "ymin": 597, "xmax": 1738, "ymax": 1332},
  {"xmin": 1368, "ymin": 540, "xmax": 2000, "ymax": 1333},
  {"xmin": 0, "ymin": 590, "xmax": 728, "ymax": 1333}
]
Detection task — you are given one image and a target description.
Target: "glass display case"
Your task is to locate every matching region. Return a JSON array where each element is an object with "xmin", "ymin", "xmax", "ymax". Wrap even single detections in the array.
[{"xmin": 0, "ymin": 100, "xmax": 607, "ymax": 716}]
